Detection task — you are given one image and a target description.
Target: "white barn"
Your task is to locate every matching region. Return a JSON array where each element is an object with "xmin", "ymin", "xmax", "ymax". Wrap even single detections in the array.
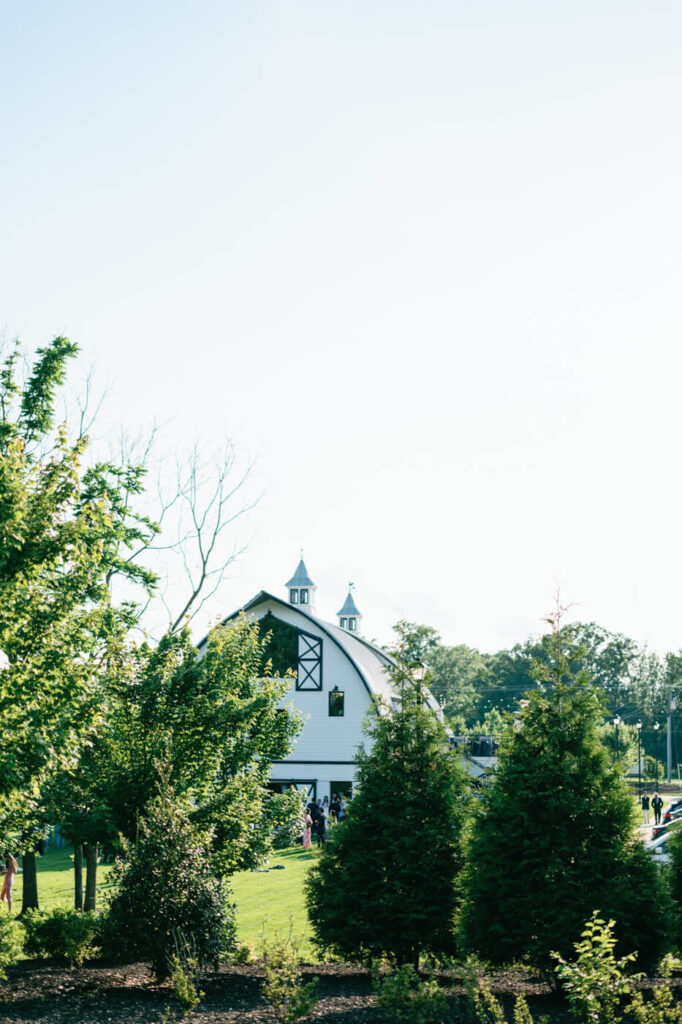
[{"xmin": 205, "ymin": 558, "xmax": 401, "ymax": 803}]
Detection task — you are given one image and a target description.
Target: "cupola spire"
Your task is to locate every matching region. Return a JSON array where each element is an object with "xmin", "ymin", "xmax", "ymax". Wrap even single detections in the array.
[
  {"xmin": 337, "ymin": 582, "xmax": 362, "ymax": 634},
  {"xmin": 285, "ymin": 553, "xmax": 316, "ymax": 612}
]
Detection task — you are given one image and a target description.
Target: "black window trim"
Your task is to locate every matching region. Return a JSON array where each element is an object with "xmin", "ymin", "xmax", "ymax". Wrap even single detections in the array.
[
  {"xmin": 296, "ymin": 627, "xmax": 323, "ymax": 691},
  {"xmin": 328, "ymin": 688, "xmax": 345, "ymax": 717}
]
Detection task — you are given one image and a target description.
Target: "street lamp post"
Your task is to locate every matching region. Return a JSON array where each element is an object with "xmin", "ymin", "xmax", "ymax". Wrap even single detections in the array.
[
  {"xmin": 637, "ymin": 721, "xmax": 642, "ymax": 801},
  {"xmin": 614, "ymin": 715, "xmax": 621, "ymax": 765},
  {"xmin": 654, "ymin": 722, "xmax": 661, "ymax": 790}
]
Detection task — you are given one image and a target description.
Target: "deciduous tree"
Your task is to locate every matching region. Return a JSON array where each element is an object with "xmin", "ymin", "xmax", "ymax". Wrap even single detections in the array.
[
  {"xmin": 100, "ymin": 615, "xmax": 301, "ymax": 876},
  {"xmin": 0, "ymin": 338, "xmax": 156, "ymax": 908}
]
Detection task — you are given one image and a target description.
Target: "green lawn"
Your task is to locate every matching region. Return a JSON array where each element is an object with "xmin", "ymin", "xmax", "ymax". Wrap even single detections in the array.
[
  {"xmin": 6, "ymin": 809, "xmax": 673, "ymax": 963},
  {"xmin": 7, "ymin": 842, "xmax": 318, "ymax": 958},
  {"xmin": 229, "ymin": 846, "xmax": 319, "ymax": 958},
  {"xmin": 7, "ymin": 845, "xmax": 115, "ymax": 916}
]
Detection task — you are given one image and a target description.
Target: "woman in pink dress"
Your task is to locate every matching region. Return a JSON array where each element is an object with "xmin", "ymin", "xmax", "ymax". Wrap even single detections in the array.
[
  {"xmin": 302, "ymin": 812, "xmax": 312, "ymax": 849},
  {"xmin": 0, "ymin": 852, "xmax": 18, "ymax": 913}
]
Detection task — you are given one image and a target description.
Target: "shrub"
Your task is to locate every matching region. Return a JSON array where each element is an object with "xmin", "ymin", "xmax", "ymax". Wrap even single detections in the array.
[
  {"xmin": 626, "ymin": 955, "xmax": 682, "ymax": 1024},
  {"xmin": 371, "ymin": 961, "xmax": 449, "ymax": 1024},
  {"xmin": 456, "ymin": 958, "xmax": 539, "ymax": 1024},
  {"xmin": 231, "ymin": 940, "xmax": 255, "ymax": 964},
  {"xmin": 0, "ymin": 916, "xmax": 23, "ymax": 981},
  {"xmin": 171, "ymin": 956, "xmax": 202, "ymax": 1016},
  {"xmin": 169, "ymin": 932, "xmax": 205, "ymax": 1017},
  {"xmin": 22, "ymin": 907, "xmax": 101, "ymax": 967},
  {"xmin": 105, "ymin": 783, "xmax": 235, "ymax": 981},
  {"xmin": 513, "ymin": 996, "xmax": 535, "ymax": 1024},
  {"xmin": 261, "ymin": 936, "xmax": 318, "ymax": 1024},
  {"xmin": 664, "ymin": 821, "xmax": 682, "ymax": 945},
  {"xmin": 552, "ymin": 912, "xmax": 639, "ymax": 1024}
]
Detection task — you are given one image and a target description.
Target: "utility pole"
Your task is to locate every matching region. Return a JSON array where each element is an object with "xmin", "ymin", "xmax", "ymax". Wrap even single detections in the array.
[{"xmin": 667, "ymin": 685, "xmax": 676, "ymax": 784}]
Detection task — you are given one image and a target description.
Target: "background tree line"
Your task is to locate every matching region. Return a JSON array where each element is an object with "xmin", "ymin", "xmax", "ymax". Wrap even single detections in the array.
[{"xmin": 399, "ymin": 618, "xmax": 682, "ymax": 772}]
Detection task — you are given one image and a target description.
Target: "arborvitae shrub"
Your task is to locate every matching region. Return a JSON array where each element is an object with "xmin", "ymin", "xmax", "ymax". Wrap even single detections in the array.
[
  {"xmin": 306, "ymin": 652, "xmax": 470, "ymax": 967},
  {"xmin": 459, "ymin": 622, "xmax": 672, "ymax": 975}
]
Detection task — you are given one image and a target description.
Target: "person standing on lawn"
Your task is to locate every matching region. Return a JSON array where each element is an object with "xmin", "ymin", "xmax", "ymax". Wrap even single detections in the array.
[
  {"xmin": 652, "ymin": 792, "xmax": 664, "ymax": 825},
  {"xmin": 316, "ymin": 808, "xmax": 327, "ymax": 847},
  {"xmin": 302, "ymin": 810, "xmax": 312, "ymax": 849},
  {"xmin": 0, "ymin": 851, "xmax": 18, "ymax": 913},
  {"xmin": 641, "ymin": 792, "xmax": 650, "ymax": 824},
  {"xmin": 308, "ymin": 800, "xmax": 320, "ymax": 839}
]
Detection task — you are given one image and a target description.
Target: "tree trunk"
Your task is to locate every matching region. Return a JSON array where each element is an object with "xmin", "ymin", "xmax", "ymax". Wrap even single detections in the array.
[
  {"xmin": 84, "ymin": 843, "xmax": 98, "ymax": 912},
  {"xmin": 74, "ymin": 843, "xmax": 83, "ymax": 911},
  {"xmin": 21, "ymin": 851, "xmax": 39, "ymax": 913}
]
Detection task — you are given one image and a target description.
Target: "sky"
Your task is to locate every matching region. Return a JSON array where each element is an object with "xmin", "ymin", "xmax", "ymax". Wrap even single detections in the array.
[{"xmin": 1, "ymin": 1, "xmax": 682, "ymax": 655}]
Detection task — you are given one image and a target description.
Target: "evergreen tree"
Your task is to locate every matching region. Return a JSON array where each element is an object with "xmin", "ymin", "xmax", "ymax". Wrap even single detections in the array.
[
  {"xmin": 663, "ymin": 820, "xmax": 682, "ymax": 945},
  {"xmin": 305, "ymin": 645, "xmax": 470, "ymax": 967},
  {"xmin": 459, "ymin": 615, "xmax": 671, "ymax": 975}
]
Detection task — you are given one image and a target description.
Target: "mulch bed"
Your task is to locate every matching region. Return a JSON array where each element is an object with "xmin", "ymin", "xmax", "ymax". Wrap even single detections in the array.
[{"xmin": 0, "ymin": 958, "xmax": 577, "ymax": 1023}]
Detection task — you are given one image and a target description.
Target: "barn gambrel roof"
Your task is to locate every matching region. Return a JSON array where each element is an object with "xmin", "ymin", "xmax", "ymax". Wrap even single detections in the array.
[
  {"xmin": 197, "ymin": 590, "xmax": 395, "ymax": 707},
  {"xmin": 197, "ymin": 590, "xmax": 448, "ymax": 728}
]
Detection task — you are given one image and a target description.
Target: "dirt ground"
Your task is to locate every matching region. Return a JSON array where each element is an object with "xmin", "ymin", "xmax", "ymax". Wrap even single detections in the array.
[{"xmin": 0, "ymin": 959, "xmax": 573, "ymax": 1024}]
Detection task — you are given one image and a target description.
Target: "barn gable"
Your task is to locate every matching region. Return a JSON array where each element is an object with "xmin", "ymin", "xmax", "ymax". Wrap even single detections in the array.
[{"xmin": 196, "ymin": 560, "xmax": 447, "ymax": 804}]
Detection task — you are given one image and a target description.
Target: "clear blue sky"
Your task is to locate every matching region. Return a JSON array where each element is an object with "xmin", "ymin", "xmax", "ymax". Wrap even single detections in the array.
[{"xmin": 2, "ymin": 2, "xmax": 682, "ymax": 653}]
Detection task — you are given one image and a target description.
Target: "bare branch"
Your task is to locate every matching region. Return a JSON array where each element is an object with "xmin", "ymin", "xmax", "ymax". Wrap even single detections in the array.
[
  {"xmin": 76, "ymin": 362, "xmax": 109, "ymax": 442},
  {"xmin": 164, "ymin": 443, "xmax": 260, "ymax": 633}
]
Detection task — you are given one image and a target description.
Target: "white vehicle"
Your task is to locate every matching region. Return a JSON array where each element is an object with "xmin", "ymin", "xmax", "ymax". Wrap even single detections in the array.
[{"xmin": 646, "ymin": 831, "xmax": 672, "ymax": 866}]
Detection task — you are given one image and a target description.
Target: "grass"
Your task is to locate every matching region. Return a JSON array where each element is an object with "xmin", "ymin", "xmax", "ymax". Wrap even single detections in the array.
[
  {"xmin": 5, "ymin": 841, "xmax": 319, "ymax": 959},
  {"xmin": 5, "ymin": 805, "xmax": 676, "ymax": 964},
  {"xmin": 229, "ymin": 845, "xmax": 319, "ymax": 959},
  {"xmin": 4, "ymin": 844, "xmax": 115, "ymax": 917}
]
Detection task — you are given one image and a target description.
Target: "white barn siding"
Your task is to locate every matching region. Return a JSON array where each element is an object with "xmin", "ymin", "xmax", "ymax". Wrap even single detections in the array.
[
  {"xmin": 247, "ymin": 597, "xmax": 377, "ymax": 799},
  {"xmin": 199, "ymin": 590, "xmax": 406, "ymax": 804}
]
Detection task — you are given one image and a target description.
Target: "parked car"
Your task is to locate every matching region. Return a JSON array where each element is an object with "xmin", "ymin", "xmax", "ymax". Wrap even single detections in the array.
[
  {"xmin": 646, "ymin": 831, "xmax": 672, "ymax": 866},
  {"xmin": 651, "ymin": 820, "xmax": 679, "ymax": 840},
  {"xmin": 663, "ymin": 803, "xmax": 682, "ymax": 823}
]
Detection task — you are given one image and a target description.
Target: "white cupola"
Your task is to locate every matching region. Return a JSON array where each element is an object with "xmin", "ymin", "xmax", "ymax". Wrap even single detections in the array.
[
  {"xmin": 337, "ymin": 583, "xmax": 362, "ymax": 635},
  {"xmin": 285, "ymin": 556, "xmax": 317, "ymax": 613}
]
